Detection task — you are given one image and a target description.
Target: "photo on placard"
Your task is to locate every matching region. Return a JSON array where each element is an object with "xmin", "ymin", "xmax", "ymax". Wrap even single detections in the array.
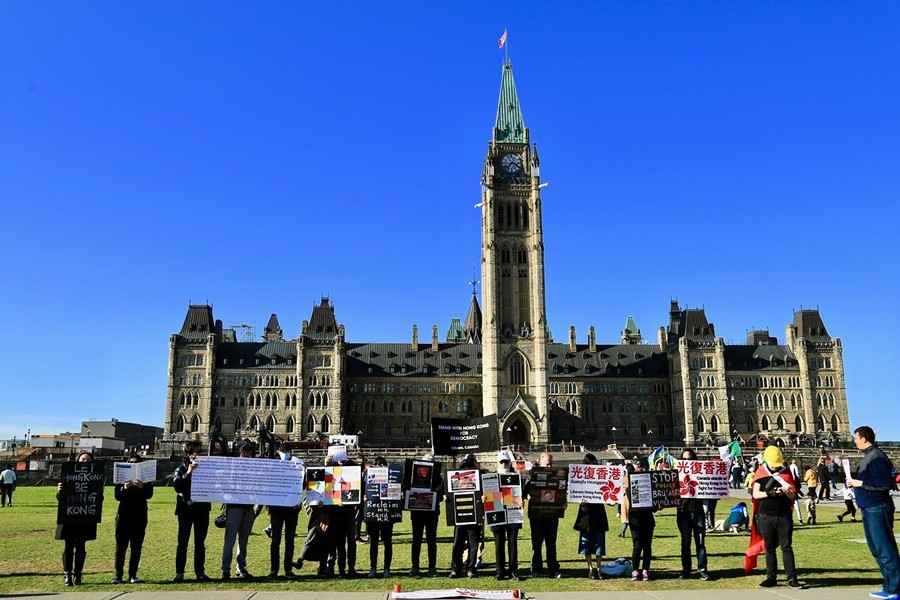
[
  {"xmin": 405, "ymin": 490, "xmax": 438, "ymax": 511},
  {"xmin": 411, "ymin": 461, "xmax": 434, "ymax": 489},
  {"xmin": 448, "ymin": 469, "xmax": 480, "ymax": 493}
]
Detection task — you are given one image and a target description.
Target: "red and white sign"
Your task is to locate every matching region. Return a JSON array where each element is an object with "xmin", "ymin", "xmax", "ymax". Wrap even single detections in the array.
[
  {"xmin": 566, "ymin": 464, "xmax": 626, "ymax": 504},
  {"xmin": 676, "ymin": 460, "xmax": 730, "ymax": 499}
]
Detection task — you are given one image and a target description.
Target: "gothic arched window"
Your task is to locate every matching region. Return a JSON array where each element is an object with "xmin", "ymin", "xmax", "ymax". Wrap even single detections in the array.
[
  {"xmin": 321, "ymin": 415, "xmax": 331, "ymax": 433},
  {"xmin": 761, "ymin": 415, "xmax": 770, "ymax": 431},
  {"xmin": 831, "ymin": 414, "xmax": 839, "ymax": 432},
  {"xmin": 176, "ymin": 415, "xmax": 185, "ymax": 432},
  {"xmin": 794, "ymin": 415, "xmax": 803, "ymax": 432},
  {"xmin": 286, "ymin": 416, "xmax": 295, "ymax": 434},
  {"xmin": 307, "ymin": 415, "xmax": 316, "ymax": 433},
  {"xmin": 509, "ymin": 354, "xmax": 526, "ymax": 386},
  {"xmin": 711, "ymin": 415, "xmax": 719, "ymax": 433},
  {"xmin": 697, "ymin": 416, "xmax": 706, "ymax": 433},
  {"xmin": 190, "ymin": 415, "xmax": 200, "ymax": 433},
  {"xmin": 266, "ymin": 415, "xmax": 276, "ymax": 432}
]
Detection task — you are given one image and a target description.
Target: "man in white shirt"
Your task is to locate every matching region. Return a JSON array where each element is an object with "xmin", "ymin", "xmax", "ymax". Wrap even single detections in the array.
[
  {"xmin": 0, "ymin": 465, "xmax": 16, "ymax": 507},
  {"xmin": 788, "ymin": 460, "xmax": 804, "ymax": 524}
]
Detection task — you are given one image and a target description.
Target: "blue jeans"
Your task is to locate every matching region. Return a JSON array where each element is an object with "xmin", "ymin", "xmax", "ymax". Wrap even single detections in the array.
[{"xmin": 862, "ymin": 502, "xmax": 900, "ymax": 594}]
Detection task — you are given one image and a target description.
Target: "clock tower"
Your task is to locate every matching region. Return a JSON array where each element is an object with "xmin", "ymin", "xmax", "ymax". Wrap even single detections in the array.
[{"xmin": 480, "ymin": 60, "xmax": 550, "ymax": 445}]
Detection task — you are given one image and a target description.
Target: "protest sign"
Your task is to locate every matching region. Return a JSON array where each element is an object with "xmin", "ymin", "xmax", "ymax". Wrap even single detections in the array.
[
  {"xmin": 113, "ymin": 460, "xmax": 157, "ymax": 485},
  {"xmin": 650, "ymin": 470, "xmax": 681, "ymax": 509},
  {"xmin": 392, "ymin": 589, "xmax": 522, "ymax": 600},
  {"xmin": 567, "ymin": 464, "xmax": 625, "ymax": 504},
  {"xmin": 405, "ymin": 459, "xmax": 441, "ymax": 491},
  {"xmin": 676, "ymin": 460, "xmax": 730, "ymax": 499},
  {"xmin": 59, "ymin": 461, "xmax": 105, "ymax": 525},
  {"xmin": 431, "ymin": 416, "xmax": 500, "ymax": 455},
  {"xmin": 527, "ymin": 466, "xmax": 568, "ymax": 517},
  {"xmin": 364, "ymin": 463, "xmax": 404, "ymax": 523},
  {"xmin": 404, "ymin": 489, "xmax": 438, "ymax": 511},
  {"xmin": 305, "ymin": 465, "xmax": 362, "ymax": 505},
  {"xmin": 447, "ymin": 469, "xmax": 481, "ymax": 493},
  {"xmin": 446, "ymin": 490, "xmax": 483, "ymax": 526},
  {"xmin": 629, "ymin": 473, "xmax": 653, "ymax": 509},
  {"xmin": 842, "ymin": 458, "xmax": 852, "ymax": 484},
  {"xmin": 192, "ymin": 456, "xmax": 304, "ymax": 507}
]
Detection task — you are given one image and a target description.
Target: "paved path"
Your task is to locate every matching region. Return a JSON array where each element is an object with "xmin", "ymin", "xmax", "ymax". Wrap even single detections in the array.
[{"xmin": 5, "ymin": 589, "xmax": 882, "ymax": 600}]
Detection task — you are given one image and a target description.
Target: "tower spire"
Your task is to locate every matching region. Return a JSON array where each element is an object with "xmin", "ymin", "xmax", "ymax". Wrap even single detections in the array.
[{"xmin": 493, "ymin": 63, "xmax": 527, "ymax": 143}]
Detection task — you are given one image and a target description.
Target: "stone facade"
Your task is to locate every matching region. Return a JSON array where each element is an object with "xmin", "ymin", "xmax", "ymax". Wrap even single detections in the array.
[{"xmin": 163, "ymin": 62, "xmax": 850, "ymax": 449}]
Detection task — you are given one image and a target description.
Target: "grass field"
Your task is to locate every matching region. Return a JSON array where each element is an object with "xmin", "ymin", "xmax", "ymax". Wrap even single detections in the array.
[{"xmin": 0, "ymin": 486, "xmax": 885, "ymax": 594}]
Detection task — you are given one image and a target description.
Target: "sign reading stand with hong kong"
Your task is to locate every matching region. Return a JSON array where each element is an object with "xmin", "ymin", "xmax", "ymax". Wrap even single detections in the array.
[
  {"xmin": 566, "ymin": 464, "xmax": 626, "ymax": 504},
  {"xmin": 676, "ymin": 459, "xmax": 730, "ymax": 499}
]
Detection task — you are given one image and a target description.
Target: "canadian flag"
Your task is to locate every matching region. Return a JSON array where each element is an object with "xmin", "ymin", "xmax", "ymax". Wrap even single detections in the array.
[{"xmin": 498, "ymin": 29, "xmax": 508, "ymax": 49}]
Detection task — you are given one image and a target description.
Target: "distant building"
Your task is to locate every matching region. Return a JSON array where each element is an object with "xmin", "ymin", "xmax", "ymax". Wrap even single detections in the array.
[
  {"xmin": 81, "ymin": 420, "xmax": 162, "ymax": 452},
  {"xmin": 31, "ymin": 433, "xmax": 80, "ymax": 451}
]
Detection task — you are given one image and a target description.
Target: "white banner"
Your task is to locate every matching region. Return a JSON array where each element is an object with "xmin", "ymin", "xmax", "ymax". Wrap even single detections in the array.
[
  {"xmin": 566, "ymin": 464, "xmax": 626, "ymax": 504},
  {"xmin": 192, "ymin": 456, "xmax": 304, "ymax": 507},
  {"xmin": 676, "ymin": 460, "xmax": 730, "ymax": 499},
  {"xmin": 629, "ymin": 473, "xmax": 653, "ymax": 509},
  {"xmin": 113, "ymin": 460, "xmax": 157, "ymax": 484}
]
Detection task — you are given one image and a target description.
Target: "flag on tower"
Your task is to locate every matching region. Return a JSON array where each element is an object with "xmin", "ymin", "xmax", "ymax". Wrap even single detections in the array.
[{"xmin": 498, "ymin": 29, "xmax": 508, "ymax": 49}]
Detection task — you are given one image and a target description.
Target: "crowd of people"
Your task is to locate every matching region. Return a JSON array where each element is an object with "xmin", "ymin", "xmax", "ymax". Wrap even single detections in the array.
[{"xmin": 48, "ymin": 426, "xmax": 899, "ymax": 599}]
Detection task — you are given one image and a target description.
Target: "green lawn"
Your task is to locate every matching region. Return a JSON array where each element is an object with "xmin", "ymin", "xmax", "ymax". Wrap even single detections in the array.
[{"xmin": 0, "ymin": 486, "xmax": 884, "ymax": 594}]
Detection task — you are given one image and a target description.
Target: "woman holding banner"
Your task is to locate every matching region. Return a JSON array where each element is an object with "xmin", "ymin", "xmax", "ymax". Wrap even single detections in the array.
[
  {"xmin": 113, "ymin": 455, "xmax": 154, "ymax": 584},
  {"xmin": 56, "ymin": 451, "xmax": 103, "ymax": 587},
  {"xmin": 573, "ymin": 453, "xmax": 608, "ymax": 580},
  {"xmin": 676, "ymin": 449, "xmax": 710, "ymax": 581},
  {"xmin": 449, "ymin": 453, "xmax": 482, "ymax": 579},
  {"xmin": 623, "ymin": 458, "xmax": 655, "ymax": 581},
  {"xmin": 365, "ymin": 456, "xmax": 395, "ymax": 578},
  {"xmin": 491, "ymin": 450, "xmax": 524, "ymax": 581}
]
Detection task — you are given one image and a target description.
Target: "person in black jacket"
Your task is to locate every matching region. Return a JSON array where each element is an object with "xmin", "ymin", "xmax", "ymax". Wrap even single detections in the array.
[
  {"xmin": 172, "ymin": 442, "xmax": 211, "ymax": 583},
  {"xmin": 410, "ymin": 453, "xmax": 443, "ymax": 577},
  {"xmin": 676, "ymin": 449, "xmax": 710, "ymax": 581},
  {"xmin": 268, "ymin": 449, "xmax": 302, "ymax": 579},
  {"xmin": 56, "ymin": 451, "xmax": 103, "ymax": 587},
  {"xmin": 221, "ymin": 443, "xmax": 256, "ymax": 580},
  {"xmin": 574, "ymin": 453, "xmax": 608, "ymax": 580},
  {"xmin": 365, "ymin": 456, "xmax": 396, "ymax": 578},
  {"xmin": 113, "ymin": 455, "xmax": 154, "ymax": 584},
  {"xmin": 450, "ymin": 453, "xmax": 483, "ymax": 579},
  {"xmin": 528, "ymin": 452, "xmax": 562, "ymax": 579}
]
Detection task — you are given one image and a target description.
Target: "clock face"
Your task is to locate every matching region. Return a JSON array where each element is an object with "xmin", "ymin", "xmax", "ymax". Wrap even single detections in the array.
[{"xmin": 501, "ymin": 153, "xmax": 522, "ymax": 175}]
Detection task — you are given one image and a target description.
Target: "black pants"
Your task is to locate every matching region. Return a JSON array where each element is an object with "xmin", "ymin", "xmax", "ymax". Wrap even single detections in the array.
[
  {"xmin": 839, "ymin": 500, "xmax": 857, "ymax": 520},
  {"xmin": 176, "ymin": 508, "xmax": 210, "ymax": 576},
  {"xmin": 269, "ymin": 509, "xmax": 299, "ymax": 575},
  {"xmin": 757, "ymin": 513, "xmax": 797, "ymax": 581},
  {"xmin": 410, "ymin": 511, "xmax": 439, "ymax": 571},
  {"xmin": 818, "ymin": 483, "xmax": 831, "ymax": 501},
  {"xmin": 704, "ymin": 500, "xmax": 718, "ymax": 529},
  {"xmin": 0, "ymin": 484, "xmax": 12, "ymax": 506},
  {"xmin": 529, "ymin": 516, "xmax": 559, "ymax": 574},
  {"xmin": 326, "ymin": 515, "xmax": 357, "ymax": 574},
  {"xmin": 62, "ymin": 537, "xmax": 87, "ymax": 575},
  {"xmin": 629, "ymin": 511, "xmax": 655, "ymax": 571},
  {"xmin": 115, "ymin": 518, "xmax": 147, "ymax": 579},
  {"xmin": 493, "ymin": 525, "xmax": 520, "ymax": 576},
  {"xmin": 452, "ymin": 525, "xmax": 480, "ymax": 575},
  {"xmin": 677, "ymin": 509, "xmax": 707, "ymax": 573},
  {"xmin": 367, "ymin": 522, "xmax": 394, "ymax": 571}
]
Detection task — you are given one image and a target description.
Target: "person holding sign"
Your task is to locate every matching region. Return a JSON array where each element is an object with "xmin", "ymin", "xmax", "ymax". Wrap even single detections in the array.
[
  {"xmin": 268, "ymin": 448, "xmax": 302, "ymax": 579},
  {"xmin": 527, "ymin": 452, "xmax": 563, "ymax": 579},
  {"xmin": 623, "ymin": 458, "xmax": 655, "ymax": 581},
  {"xmin": 56, "ymin": 451, "xmax": 104, "ymax": 587},
  {"xmin": 449, "ymin": 453, "xmax": 483, "ymax": 579},
  {"xmin": 365, "ymin": 456, "xmax": 398, "ymax": 578},
  {"xmin": 489, "ymin": 450, "xmax": 524, "ymax": 581},
  {"xmin": 676, "ymin": 449, "xmax": 710, "ymax": 581},
  {"xmin": 408, "ymin": 453, "xmax": 442, "ymax": 578},
  {"xmin": 112, "ymin": 455, "xmax": 154, "ymax": 584},
  {"xmin": 573, "ymin": 453, "xmax": 608, "ymax": 580},
  {"xmin": 746, "ymin": 445, "xmax": 802, "ymax": 588},
  {"xmin": 172, "ymin": 442, "xmax": 212, "ymax": 583},
  {"xmin": 221, "ymin": 443, "xmax": 256, "ymax": 580}
]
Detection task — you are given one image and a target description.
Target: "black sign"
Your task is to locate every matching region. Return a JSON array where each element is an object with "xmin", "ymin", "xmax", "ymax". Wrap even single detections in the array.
[
  {"xmin": 431, "ymin": 415, "xmax": 500, "ymax": 455},
  {"xmin": 650, "ymin": 470, "xmax": 681, "ymax": 510},
  {"xmin": 446, "ymin": 490, "xmax": 483, "ymax": 526},
  {"xmin": 527, "ymin": 466, "xmax": 568, "ymax": 517},
  {"xmin": 404, "ymin": 459, "xmax": 442, "ymax": 492},
  {"xmin": 363, "ymin": 463, "xmax": 404, "ymax": 522},
  {"xmin": 59, "ymin": 461, "xmax": 105, "ymax": 525}
]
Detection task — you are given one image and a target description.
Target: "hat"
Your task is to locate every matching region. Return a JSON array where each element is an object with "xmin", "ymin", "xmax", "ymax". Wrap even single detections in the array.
[{"xmin": 762, "ymin": 445, "xmax": 784, "ymax": 469}]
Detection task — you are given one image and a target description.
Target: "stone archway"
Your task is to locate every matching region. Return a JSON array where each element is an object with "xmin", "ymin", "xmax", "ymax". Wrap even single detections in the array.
[{"xmin": 503, "ymin": 413, "xmax": 532, "ymax": 451}]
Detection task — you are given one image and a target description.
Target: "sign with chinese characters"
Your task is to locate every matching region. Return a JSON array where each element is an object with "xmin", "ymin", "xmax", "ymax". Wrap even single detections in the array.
[
  {"xmin": 566, "ymin": 464, "xmax": 626, "ymax": 504},
  {"xmin": 676, "ymin": 460, "xmax": 730, "ymax": 499},
  {"xmin": 364, "ymin": 463, "xmax": 404, "ymax": 523},
  {"xmin": 446, "ymin": 490, "xmax": 483, "ymax": 526},
  {"xmin": 527, "ymin": 466, "xmax": 568, "ymax": 517}
]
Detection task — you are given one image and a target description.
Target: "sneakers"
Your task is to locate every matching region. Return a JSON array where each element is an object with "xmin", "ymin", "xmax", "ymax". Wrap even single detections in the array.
[
  {"xmin": 448, "ymin": 571, "xmax": 462, "ymax": 579},
  {"xmin": 838, "ymin": 515, "xmax": 844, "ymax": 522},
  {"xmin": 236, "ymin": 569, "xmax": 254, "ymax": 580},
  {"xmin": 368, "ymin": 568, "xmax": 378, "ymax": 578},
  {"xmin": 699, "ymin": 570, "xmax": 711, "ymax": 581},
  {"xmin": 631, "ymin": 570, "xmax": 641, "ymax": 581},
  {"xmin": 496, "ymin": 573, "xmax": 509, "ymax": 581},
  {"xmin": 383, "ymin": 569, "xmax": 391, "ymax": 579},
  {"xmin": 112, "ymin": 576, "xmax": 124, "ymax": 584},
  {"xmin": 869, "ymin": 592, "xmax": 899, "ymax": 600},
  {"xmin": 221, "ymin": 572, "xmax": 231, "ymax": 581},
  {"xmin": 589, "ymin": 568, "xmax": 599, "ymax": 580},
  {"xmin": 63, "ymin": 573, "xmax": 73, "ymax": 587},
  {"xmin": 129, "ymin": 577, "xmax": 142, "ymax": 584},
  {"xmin": 551, "ymin": 571, "xmax": 563, "ymax": 579},
  {"xmin": 196, "ymin": 573, "xmax": 212, "ymax": 582},
  {"xmin": 759, "ymin": 577, "xmax": 777, "ymax": 587},
  {"xmin": 72, "ymin": 573, "xmax": 82, "ymax": 586},
  {"xmin": 428, "ymin": 567, "xmax": 438, "ymax": 577},
  {"xmin": 171, "ymin": 574, "xmax": 184, "ymax": 583},
  {"xmin": 679, "ymin": 571, "xmax": 691, "ymax": 579},
  {"xmin": 466, "ymin": 569, "xmax": 476, "ymax": 578},
  {"xmin": 787, "ymin": 579, "xmax": 806, "ymax": 589},
  {"xmin": 642, "ymin": 570, "xmax": 650, "ymax": 581}
]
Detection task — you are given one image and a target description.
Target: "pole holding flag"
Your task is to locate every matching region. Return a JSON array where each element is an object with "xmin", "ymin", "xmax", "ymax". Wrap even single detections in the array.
[{"xmin": 498, "ymin": 28, "xmax": 509, "ymax": 63}]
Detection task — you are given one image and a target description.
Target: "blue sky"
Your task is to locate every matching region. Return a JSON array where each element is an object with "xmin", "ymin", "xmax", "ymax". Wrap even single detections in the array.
[{"xmin": 1, "ymin": 3, "xmax": 898, "ymax": 440}]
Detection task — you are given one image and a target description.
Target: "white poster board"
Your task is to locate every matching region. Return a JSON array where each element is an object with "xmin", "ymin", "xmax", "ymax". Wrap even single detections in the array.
[
  {"xmin": 566, "ymin": 464, "xmax": 626, "ymax": 504},
  {"xmin": 676, "ymin": 460, "xmax": 730, "ymax": 499},
  {"xmin": 629, "ymin": 472, "xmax": 653, "ymax": 509},
  {"xmin": 192, "ymin": 456, "xmax": 304, "ymax": 507},
  {"xmin": 113, "ymin": 460, "xmax": 157, "ymax": 484},
  {"xmin": 842, "ymin": 458, "xmax": 852, "ymax": 484}
]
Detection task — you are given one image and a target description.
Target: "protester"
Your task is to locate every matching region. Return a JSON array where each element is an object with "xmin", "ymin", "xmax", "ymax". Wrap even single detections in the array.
[
  {"xmin": 528, "ymin": 452, "xmax": 562, "ymax": 579},
  {"xmin": 847, "ymin": 425, "xmax": 900, "ymax": 600},
  {"xmin": 0, "ymin": 464, "xmax": 16, "ymax": 507},
  {"xmin": 713, "ymin": 501, "xmax": 749, "ymax": 533},
  {"xmin": 410, "ymin": 452, "xmax": 442, "ymax": 577},
  {"xmin": 624, "ymin": 457, "xmax": 655, "ymax": 581},
  {"xmin": 491, "ymin": 450, "xmax": 524, "ymax": 581},
  {"xmin": 326, "ymin": 447, "xmax": 359, "ymax": 577},
  {"xmin": 172, "ymin": 442, "xmax": 212, "ymax": 582},
  {"xmin": 574, "ymin": 453, "xmax": 608, "ymax": 580},
  {"xmin": 221, "ymin": 443, "xmax": 256, "ymax": 580},
  {"xmin": 747, "ymin": 445, "xmax": 802, "ymax": 588},
  {"xmin": 802, "ymin": 464, "xmax": 818, "ymax": 525},
  {"xmin": 113, "ymin": 455, "xmax": 154, "ymax": 584},
  {"xmin": 731, "ymin": 461, "xmax": 744, "ymax": 489},
  {"xmin": 816, "ymin": 457, "xmax": 831, "ymax": 501},
  {"xmin": 56, "ymin": 451, "xmax": 102, "ymax": 587},
  {"xmin": 450, "ymin": 453, "xmax": 482, "ymax": 579},
  {"xmin": 837, "ymin": 486, "xmax": 857, "ymax": 523},
  {"xmin": 677, "ymin": 449, "xmax": 710, "ymax": 581},
  {"xmin": 365, "ymin": 456, "xmax": 396, "ymax": 578},
  {"xmin": 268, "ymin": 448, "xmax": 301, "ymax": 579}
]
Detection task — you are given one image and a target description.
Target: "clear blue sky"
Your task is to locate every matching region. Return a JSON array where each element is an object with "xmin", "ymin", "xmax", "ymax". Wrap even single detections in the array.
[{"xmin": 2, "ymin": 3, "xmax": 898, "ymax": 440}]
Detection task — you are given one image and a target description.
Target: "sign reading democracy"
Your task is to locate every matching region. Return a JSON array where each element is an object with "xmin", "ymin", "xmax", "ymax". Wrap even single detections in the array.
[
  {"xmin": 527, "ymin": 466, "xmax": 568, "ymax": 517},
  {"xmin": 59, "ymin": 461, "xmax": 105, "ymax": 525},
  {"xmin": 431, "ymin": 416, "xmax": 500, "ymax": 455},
  {"xmin": 113, "ymin": 460, "xmax": 157, "ymax": 485},
  {"xmin": 364, "ymin": 463, "xmax": 404, "ymax": 523},
  {"xmin": 676, "ymin": 460, "xmax": 730, "ymax": 499},
  {"xmin": 567, "ymin": 464, "xmax": 626, "ymax": 504},
  {"xmin": 192, "ymin": 456, "xmax": 304, "ymax": 507}
]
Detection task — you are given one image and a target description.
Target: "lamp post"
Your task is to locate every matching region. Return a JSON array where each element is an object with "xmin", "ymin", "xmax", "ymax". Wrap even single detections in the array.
[{"xmin": 611, "ymin": 426, "xmax": 617, "ymax": 447}]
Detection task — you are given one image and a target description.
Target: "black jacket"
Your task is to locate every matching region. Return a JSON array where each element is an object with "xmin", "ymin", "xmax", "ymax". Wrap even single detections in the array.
[
  {"xmin": 172, "ymin": 463, "xmax": 210, "ymax": 515},
  {"xmin": 115, "ymin": 483, "xmax": 154, "ymax": 522}
]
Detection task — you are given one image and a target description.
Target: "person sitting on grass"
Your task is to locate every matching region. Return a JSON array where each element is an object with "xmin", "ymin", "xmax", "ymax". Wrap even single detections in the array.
[{"xmin": 712, "ymin": 502, "xmax": 749, "ymax": 533}]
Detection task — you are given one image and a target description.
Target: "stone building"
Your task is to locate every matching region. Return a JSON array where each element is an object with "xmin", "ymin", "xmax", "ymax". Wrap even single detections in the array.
[{"xmin": 163, "ymin": 61, "xmax": 850, "ymax": 449}]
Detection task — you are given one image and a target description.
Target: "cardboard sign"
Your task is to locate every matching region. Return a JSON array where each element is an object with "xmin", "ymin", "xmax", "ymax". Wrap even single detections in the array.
[
  {"xmin": 650, "ymin": 470, "xmax": 681, "ymax": 509},
  {"xmin": 404, "ymin": 489, "xmax": 438, "ymax": 511},
  {"xmin": 192, "ymin": 456, "xmax": 304, "ymax": 507},
  {"xmin": 408, "ymin": 460, "xmax": 440, "ymax": 490},
  {"xmin": 629, "ymin": 473, "xmax": 653, "ymax": 509},
  {"xmin": 527, "ymin": 466, "xmax": 568, "ymax": 517},
  {"xmin": 567, "ymin": 464, "xmax": 626, "ymax": 504},
  {"xmin": 676, "ymin": 460, "xmax": 730, "ymax": 499},
  {"xmin": 59, "ymin": 461, "xmax": 105, "ymax": 525},
  {"xmin": 483, "ymin": 472, "xmax": 524, "ymax": 527},
  {"xmin": 113, "ymin": 460, "xmax": 157, "ymax": 484},
  {"xmin": 431, "ymin": 416, "xmax": 500, "ymax": 455},
  {"xmin": 364, "ymin": 463, "xmax": 404, "ymax": 523},
  {"xmin": 305, "ymin": 465, "xmax": 362, "ymax": 505},
  {"xmin": 447, "ymin": 469, "xmax": 481, "ymax": 493},
  {"xmin": 446, "ymin": 490, "xmax": 483, "ymax": 526}
]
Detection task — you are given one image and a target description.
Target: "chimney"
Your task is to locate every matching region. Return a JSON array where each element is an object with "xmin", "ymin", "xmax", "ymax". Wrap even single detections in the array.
[
  {"xmin": 431, "ymin": 324, "xmax": 439, "ymax": 352},
  {"xmin": 568, "ymin": 325, "xmax": 577, "ymax": 352},
  {"xmin": 412, "ymin": 324, "xmax": 419, "ymax": 349},
  {"xmin": 588, "ymin": 326, "xmax": 597, "ymax": 353}
]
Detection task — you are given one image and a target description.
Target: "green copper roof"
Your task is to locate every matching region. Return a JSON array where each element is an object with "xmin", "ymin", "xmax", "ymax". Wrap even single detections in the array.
[
  {"xmin": 494, "ymin": 63, "xmax": 526, "ymax": 143},
  {"xmin": 624, "ymin": 315, "xmax": 640, "ymax": 335}
]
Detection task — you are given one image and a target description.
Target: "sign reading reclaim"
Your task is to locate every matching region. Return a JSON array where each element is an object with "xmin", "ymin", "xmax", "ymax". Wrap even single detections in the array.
[
  {"xmin": 364, "ymin": 463, "xmax": 404, "ymax": 523},
  {"xmin": 431, "ymin": 416, "xmax": 500, "ymax": 455}
]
